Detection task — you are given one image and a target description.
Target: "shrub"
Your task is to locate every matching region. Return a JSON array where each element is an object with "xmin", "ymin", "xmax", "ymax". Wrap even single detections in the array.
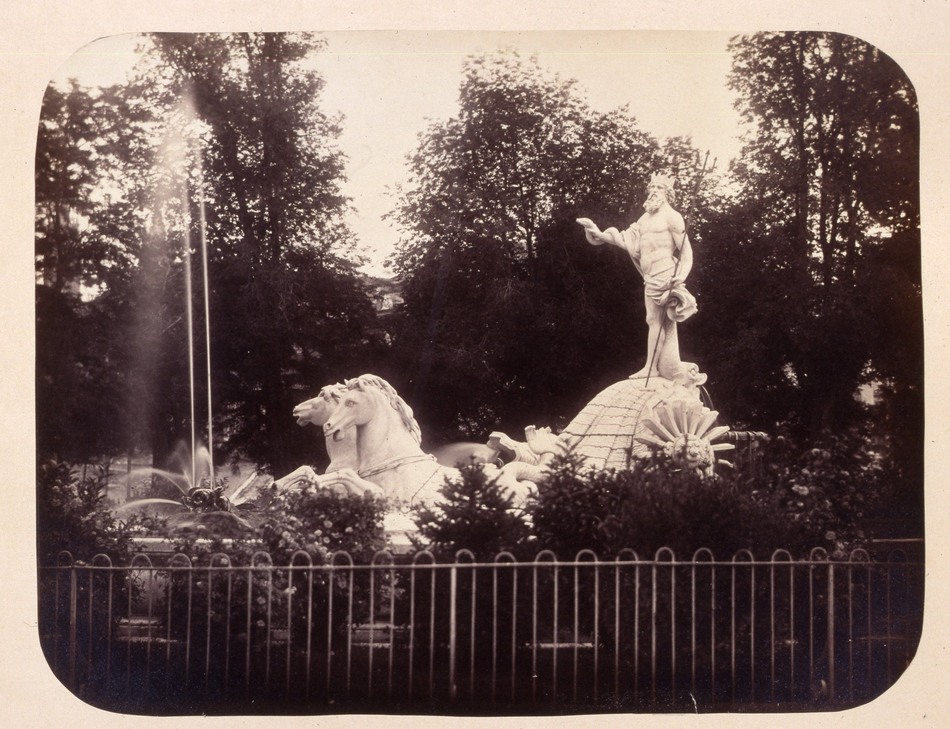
[
  {"xmin": 527, "ymin": 431, "xmax": 880, "ymax": 561},
  {"xmin": 413, "ymin": 462, "xmax": 532, "ymax": 560},
  {"xmin": 406, "ymin": 428, "xmax": 884, "ymax": 561},
  {"xmin": 168, "ymin": 483, "xmax": 387, "ymax": 565},
  {"xmin": 36, "ymin": 459, "xmax": 158, "ymax": 565},
  {"xmin": 161, "ymin": 485, "xmax": 390, "ymax": 665},
  {"xmin": 529, "ymin": 452, "xmax": 783, "ymax": 559}
]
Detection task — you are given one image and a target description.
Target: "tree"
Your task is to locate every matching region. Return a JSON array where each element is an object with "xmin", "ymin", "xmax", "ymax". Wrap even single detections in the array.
[
  {"xmin": 695, "ymin": 34, "xmax": 920, "ymax": 441},
  {"xmin": 135, "ymin": 33, "xmax": 384, "ymax": 474},
  {"xmin": 36, "ymin": 34, "xmax": 386, "ymax": 477},
  {"xmin": 35, "ymin": 82, "xmax": 99, "ymax": 292},
  {"xmin": 35, "ymin": 81, "xmax": 140, "ymax": 462},
  {"xmin": 683, "ymin": 33, "xmax": 922, "ymax": 515},
  {"xmin": 413, "ymin": 464, "xmax": 531, "ymax": 560},
  {"xmin": 388, "ymin": 53, "xmax": 699, "ymax": 443}
]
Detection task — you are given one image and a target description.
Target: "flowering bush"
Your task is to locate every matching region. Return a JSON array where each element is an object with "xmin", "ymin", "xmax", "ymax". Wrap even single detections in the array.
[
  {"xmin": 257, "ymin": 485, "xmax": 387, "ymax": 561},
  {"xmin": 169, "ymin": 483, "xmax": 387, "ymax": 565},
  {"xmin": 160, "ymin": 486, "xmax": 389, "ymax": 667},
  {"xmin": 757, "ymin": 429, "xmax": 885, "ymax": 557},
  {"xmin": 36, "ymin": 460, "xmax": 162, "ymax": 679},
  {"xmin": 36, "ymin": 460, "xmax": 159, "ymax": 565}
]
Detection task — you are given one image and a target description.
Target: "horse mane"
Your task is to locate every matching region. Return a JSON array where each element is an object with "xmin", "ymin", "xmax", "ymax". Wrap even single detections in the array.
[
  {"xmin": 346, "ymin": 374, "xmax": 423, "ymax": 445},
  {"xmin": 318, "ymin": 383, "xmax": 345, "ymax": 401}
]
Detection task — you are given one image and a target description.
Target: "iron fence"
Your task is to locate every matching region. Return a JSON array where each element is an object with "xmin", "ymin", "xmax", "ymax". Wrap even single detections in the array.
[{"xmin": 38, "ymin": 546, "xmax": 922, "ymax": 715}]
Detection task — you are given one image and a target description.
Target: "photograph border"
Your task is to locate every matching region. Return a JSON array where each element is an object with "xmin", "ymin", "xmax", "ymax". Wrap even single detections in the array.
[{"xmin": 5, "ymin": 2, "xmax": 948, "ymax": 728}]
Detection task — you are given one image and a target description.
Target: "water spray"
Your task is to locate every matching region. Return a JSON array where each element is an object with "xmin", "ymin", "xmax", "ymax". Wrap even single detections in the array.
[
  {"xmin": 182, "ymin": 177, "xmax": 197, "ymax": 488},
  {"xmin": 179, "ymin": 88, "xmax": 216, "ymax": 492},
  {"xmin": 197, "ymin": 137, "xmax": 215, "ymax": 482}
]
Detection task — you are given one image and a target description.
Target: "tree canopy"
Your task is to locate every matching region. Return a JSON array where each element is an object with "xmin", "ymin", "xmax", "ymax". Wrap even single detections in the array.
[
  {"xmin": 691, "ymin": 33, "xmax": 920, "ymax": 489},
  {"xmin": 36, "ymin": 33, "xmax": 384, "ymax": 474},
  {"xmin": 387, "ymin": 53, "xmax": 713, "ymax": 443},
  {"xmin": 36, "ymin": 33, "xmax": 922, "ymax": 508}
]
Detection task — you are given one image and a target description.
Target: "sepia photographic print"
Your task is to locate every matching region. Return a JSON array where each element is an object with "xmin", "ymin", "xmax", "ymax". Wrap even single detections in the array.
[{"xmin": 10, "ymin": 4, "xmax": 950, "ymax": 726}]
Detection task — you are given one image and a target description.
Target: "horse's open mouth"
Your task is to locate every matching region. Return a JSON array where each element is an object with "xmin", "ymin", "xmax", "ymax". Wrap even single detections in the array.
[{"xmin": 331, "ymin": 429, "xmax": 344, "ymax": 442}]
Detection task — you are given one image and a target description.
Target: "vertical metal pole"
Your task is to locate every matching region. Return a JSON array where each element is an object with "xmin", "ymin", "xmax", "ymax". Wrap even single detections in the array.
[
  {"xmin": 326, "ymin": 564, "xmax": 334, "ymax": 699},
  {"xmin": 68, "ymin": 567, "xmax": 77, "ymax": 690},
  {"xmin": 691, "ymin": 560, "xmax": 697, "ymax": 698},
  {"xmin": 264, "ymin": 567, "xmax": 274, "ymax": 691},
  {"xmin": 165, "ymin": 567, "xmax": 174, "ymax": 698},
  {"xmin": 205, "ymin": 566, "xmax": 214, "ymax": 699},
  {"xmin": 827, "ymin": 563, "xmax": 836, "ymax": 700},
  {"xmin": 428, "ymin": 563, "xmax": 435, "ymax": 700},
  {"xmin": 510, "ymin": 565, "xmax": 517, "ymax": 704},
  {"xmin": 389, "ymin": 563, "xmax": 397, "ymax": 700},
  {"xmin": 710, "ymin": 563, "xmax": 716, "ymax": 700},
  {"xmin": 634, "ymin": 561, "xmax": 640, "ymax": 704},
  {"xmin": 244, "ymin": 566, "xmax": 252, "ymax": 696},
  {"xmin": 573, "ymin": 562, "xmax": 580, "ymax": 704},
  {"xmin": 449, "ymin": 563, "xmax": 457, "ymax": 702},
  {"xmin": 886, "ymin": 561, "xmax": 893, "ymax": 684},
  {"xmin": 865, "ymin": 562, "xmax": 874, "ymax": 697},
  {"xmin": 770, "ymin": 559, "xmax": 776, "ymax": 702},
  {"xmin": 848, "ymin": 561, "xmax": 855, "ymax": 702},
  {"xmin": 346, "ymin": 564, "xmax": 354, "ymax": 698},
  {"xmin": 224, "ymin": 566, "xmax": 233, "ymax": 697},
  {"xmin": 52, "ymin": 567, "xmax": 62, "ymax": 677},
  {"xmin": 368, "ymin": 565, "xmax": 376, "ymax": 696},
  {"xmin": 106, "ymin": 567, "xmax": 114, "ymax": 692},
  {"xmin": 749, "ymin": 563, "xmax": 755, "ymax": 702},
  {"xmin": 491, "ymin": 564, "xmax": 498, "ymax": 705},
  {"xmin": 125, "ymin": 566, "xmax": 133, "ymax": 695},
  {"xmin": 613, "ymin": 562, "xmax": 620, "ymax": 700},
  {"xmin": 593, "ymin": 562, "xmax": 600, "ymax": 705},
  {"xmin": 552, "ymin": 561, "xmax": 559, "ymax": 705},
  {"xmin": 531, "ymin": 563, "xmax": 538, "ymax": 704},
  {"xmin": 183, "ymin": 566, "xmax": 192, "ymax": 691},
  {"xmin": 808, "ymin": 562, "xmax": 815, "ymax": 696},
  {"xmin": 409, "ymin": 564, "xmax": 417, "ymax": 700},
  {"xmin": 730, "ymin": 563, "xmax": 736, "ymax": 702},
  {"xmin": 651, "ymin": 561, "xmax": 657, "ymax": 703},
  {"xmin": 86, "ymin": 570, "xmax": 94, "ymax": 683},
  {"xmin": 285, "ymin": 567, "xmax": 294, "ymax": 699},
  {"xmin": 789, "ymin": 562, "xmax": 795, "ymax": 699},
  {"xmin": 670, "ymin": 559, "xmax": 677, "ymax": 703},
  {"xmin": 469, "ymin": 564, "xmax": 476, "ymax": 702},
  {"xmin": 304, "ymin": 566, "xmax": 313, "ymax": 699}
]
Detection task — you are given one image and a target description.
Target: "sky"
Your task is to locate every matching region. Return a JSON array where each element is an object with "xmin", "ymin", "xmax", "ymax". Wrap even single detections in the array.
[{"xmin": 51, "ymin": 30, "xmax": 744, "ymax": 276}]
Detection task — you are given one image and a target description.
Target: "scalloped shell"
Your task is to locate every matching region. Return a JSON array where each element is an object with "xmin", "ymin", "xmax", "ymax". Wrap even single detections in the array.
[{"xmin": 559, "ymin": 376, "xmax": 702, "ymax": 470}]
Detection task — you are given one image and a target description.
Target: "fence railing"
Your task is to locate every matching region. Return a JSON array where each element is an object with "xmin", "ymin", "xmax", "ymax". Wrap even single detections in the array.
[{"xmin": 38, "ymin": 547, "xmax": 923, "ymax": 715}]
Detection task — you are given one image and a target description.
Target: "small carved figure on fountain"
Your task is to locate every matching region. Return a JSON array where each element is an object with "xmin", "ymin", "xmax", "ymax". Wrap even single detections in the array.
[{"xmin": 577, "ymin": 173, "xmax": 706, "ymax": 389}]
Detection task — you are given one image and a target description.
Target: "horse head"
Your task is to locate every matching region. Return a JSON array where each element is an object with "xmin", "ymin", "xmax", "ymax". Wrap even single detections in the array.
[
  {"xmin": 323, "ymin": 380, "xmax": 377, "ymax": 442},
  {"xmin": 292, "ymin": 383, "xmax": 346, "ymax": 427},
  {"xmin": 323, "ymin": 375, "xmax": 423, "ymax": 446}
]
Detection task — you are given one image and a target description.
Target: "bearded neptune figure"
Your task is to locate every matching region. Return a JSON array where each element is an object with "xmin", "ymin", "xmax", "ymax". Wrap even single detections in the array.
[{"xmin": 577, "ymin": 173, "xmax": 706, "ymax": 389}]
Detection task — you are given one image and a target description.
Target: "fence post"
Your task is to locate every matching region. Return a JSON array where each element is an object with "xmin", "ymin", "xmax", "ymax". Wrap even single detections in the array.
[
  {"xmin": 827, "ymin": 562, "xmax": 835, "ymax": 700},
  {"xmin": 449, "ymin": 562, "xmax": 458, "ymax": 702},
  {"xmin": 68, "ymin": 566, "xmax": 78, "ymax": 689}
]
